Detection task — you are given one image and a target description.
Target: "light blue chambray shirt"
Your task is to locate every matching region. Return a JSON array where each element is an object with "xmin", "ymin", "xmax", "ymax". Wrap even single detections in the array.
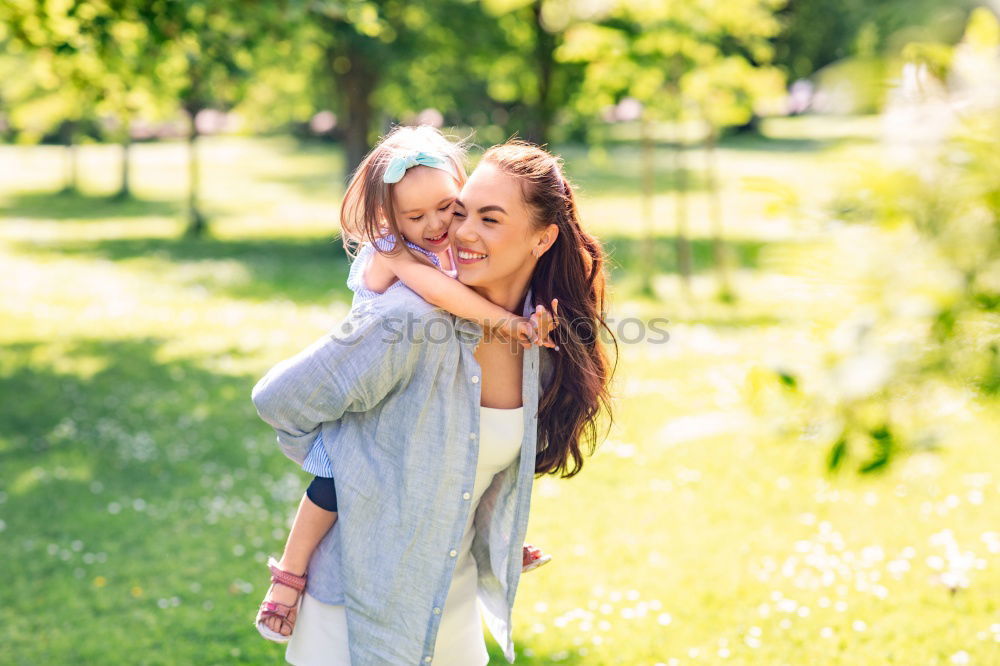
[
  {"xmin": 301, "ymin": 234, "xmax": 454, "ymax": 477},
  {"xmin": 251, "ymin": 269, "xmax": 551, "ymax": 665}
]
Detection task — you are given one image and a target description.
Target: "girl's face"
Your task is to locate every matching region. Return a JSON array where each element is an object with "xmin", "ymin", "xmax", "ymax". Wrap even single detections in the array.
[
  {"xmin": 391, "ymin": 165, "xmax": 462, "ymax": 253},
  {"xmin": 449, "ymin": 161, "xmax": 549, "ymax": 289}
]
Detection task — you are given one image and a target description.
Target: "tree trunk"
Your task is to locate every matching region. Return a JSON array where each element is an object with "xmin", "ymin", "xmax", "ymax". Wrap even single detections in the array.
[
  {"xmin": 62, "ymin": 120, "xmax": 79, "ymax": 194},
  {"xmin": 528, "ymin": 0, "xmax": 556, "ymax": 145},
  {"xmin": 331, "ymin": 45, "xmax": 378, "ymax": 180},
  {"xmin": 115, "ymin": 119, "xmax": 133, "ymax": 201},
  {"xmin": 184, "ymin": 111, "xmax": 207, "ymax": 237},
  {"xmin": 672, "ymin": 125, "xmax": 693, "ymax": 297},
  {"xmin": 639, "ymin": 115, "xmax": 655, "ymax": 296},
  {"xmin": 704, "ymin": 127, "xmax": 734, "ymax": 302}
]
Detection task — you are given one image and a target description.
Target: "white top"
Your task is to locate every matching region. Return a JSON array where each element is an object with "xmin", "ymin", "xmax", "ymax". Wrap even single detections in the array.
[{"xmin": 286, "ymin": 405, "xmax": 525, "ymax": 666}]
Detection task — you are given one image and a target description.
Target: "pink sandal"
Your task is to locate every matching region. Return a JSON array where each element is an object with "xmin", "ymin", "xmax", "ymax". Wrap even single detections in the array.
[
  {"xmin": 522, "ymin": 543, "xmax": 552, "ymax": 573},
  {"xmin": 255, "ymin": 556, "xmax": 307, "ymax": 643}
]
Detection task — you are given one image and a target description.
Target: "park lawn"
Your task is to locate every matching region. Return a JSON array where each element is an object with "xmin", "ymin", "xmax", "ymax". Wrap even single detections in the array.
[{"xmin": 1, "ymin": 118, "xmax": 998, "ymax": 665}]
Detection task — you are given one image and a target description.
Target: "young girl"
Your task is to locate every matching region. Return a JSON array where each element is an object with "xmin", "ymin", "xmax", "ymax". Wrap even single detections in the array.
[{"xmin": 255, "ymin": 125, "xmax": 556, "ymax": 643}]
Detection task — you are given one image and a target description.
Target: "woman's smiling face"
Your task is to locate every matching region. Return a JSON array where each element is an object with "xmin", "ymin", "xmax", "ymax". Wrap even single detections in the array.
[
  {"xmin": 450, "ymin": 161, "xmax": 549, "ymax": 289},
  {"xmin": 391, "ymin": 165, "xmax": 461, "ymax": 253}
]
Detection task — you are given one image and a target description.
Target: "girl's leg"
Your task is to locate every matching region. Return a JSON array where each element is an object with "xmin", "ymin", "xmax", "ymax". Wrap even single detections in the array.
[
  {"xmin": 260, "ymin": 477, "xmax": 338, "ymax": 637},
  {"xmin": 277, "ymin": 481, "xmax": 338, "ymax": 574}
]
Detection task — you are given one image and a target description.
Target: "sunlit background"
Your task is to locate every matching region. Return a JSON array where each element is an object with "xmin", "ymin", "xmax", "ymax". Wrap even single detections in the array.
[{"xmin": 2, "ymin": 1, "xmax": 999, "ymax": 664}]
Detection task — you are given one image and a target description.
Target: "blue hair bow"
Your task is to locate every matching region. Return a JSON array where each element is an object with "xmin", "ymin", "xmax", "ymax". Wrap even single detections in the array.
[{"xmin": 382, "ymin": 150, "xmax": 451, "ymax": 184}]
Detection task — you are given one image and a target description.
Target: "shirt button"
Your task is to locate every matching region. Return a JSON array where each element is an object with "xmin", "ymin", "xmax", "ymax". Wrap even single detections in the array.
[
  {"xmin": 462, "ymin": 492, "xmax": 471, "ymax": 500},
  {"xmin": 424, "ymin": 657, "xmax": 432, "ymax": 663},
  {"xmin": 469, "ymin": 432, "xmax": 477, "ymax": 440},
  {"xmin": 470, "ymin": 375, "xmax": 479, "ymax": 384},
  {"xmin": 433, "ymin": 607, "xmax": 442, "ymax": 615},
  {"xmin": 449, "ymin": 549, "xmax": 457, "ymax": 557}
]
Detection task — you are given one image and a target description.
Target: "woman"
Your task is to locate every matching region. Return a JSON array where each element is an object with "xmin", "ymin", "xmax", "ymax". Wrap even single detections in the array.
[{"xmin": 251, "ymin": 140, "xmax": 614, "ymax": 665}]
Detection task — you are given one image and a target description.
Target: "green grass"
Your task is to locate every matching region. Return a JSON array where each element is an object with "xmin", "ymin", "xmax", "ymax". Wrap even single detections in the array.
[{"xmin": 1, "ymin": 117, "xmax": 998, "ymax": 665}]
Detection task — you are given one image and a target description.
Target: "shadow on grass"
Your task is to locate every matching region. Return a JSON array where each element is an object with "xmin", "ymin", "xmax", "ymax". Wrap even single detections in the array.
[
  {"xmin": 0, "ymin": 333, "xmax": 314, "ymax": 661},
  {"xmin": 716, "ymin": 132, "xmax": 844, "ymax": 153},
  {"xmin": 264, "ymin": 172, "xmax": 345, "ymax": 198},
  {"xmin": 561, "ymin": 152, "xmax": 709, "ymax": 196},
  {"xmin": 0, "ymin": 336, "xmax": 259, "ymax": 474},
  {"xmin": 557, "ymin": 132, "xmax": 851, "ymax": 196},
  {"xmin": 0, "ymin": 189, "xmax": 180, "ymax": 220},
  {"xmin": 602, "ymin": 234, "xmax": 767, "ymax": 276},
  {"xmin": 0, "ymin": 334, "xmax": 592, "ymax": 664},
  {"xmin": 12, "ymin": 230, "xmax": 787, "ymax": 307},
  {"xmin": 12, "ymin": 235, "xmax": 356, "ymax": 305}
]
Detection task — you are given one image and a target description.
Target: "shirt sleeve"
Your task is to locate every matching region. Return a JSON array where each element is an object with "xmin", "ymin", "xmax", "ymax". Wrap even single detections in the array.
[
  {"xmin": 372, "ymin": 234, "xmax": 398, "ymax": 253},
  {"xmin": 301, "ymin": 430, "xmax": 333, "ymax": 477},
  {"xmin": 250, "ymin": 303, "xmax": 421, "ymax": 465}
]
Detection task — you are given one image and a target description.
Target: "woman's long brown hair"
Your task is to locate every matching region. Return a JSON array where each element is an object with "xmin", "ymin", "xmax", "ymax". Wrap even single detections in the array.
[{"xmin": 482, "ymin": 140, "xmax": 617, "ymax": 479}]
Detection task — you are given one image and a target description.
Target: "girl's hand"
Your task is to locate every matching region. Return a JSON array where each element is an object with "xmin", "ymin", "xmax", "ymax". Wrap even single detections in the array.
[
  {"xmin": 528, "ymin": 299, "xmax": 559, "ymax": 350},
  {"xmin": 498, "ymin": 299, "xmax": 560, "ymax": 350},
  {"xmin": 510, "ymin": 317, "xmax": 538, "ymax": 349}
]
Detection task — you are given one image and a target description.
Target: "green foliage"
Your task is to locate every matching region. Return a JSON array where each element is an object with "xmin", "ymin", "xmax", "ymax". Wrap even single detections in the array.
[
  {"xmin": 0, "ymin": 0, "xmax": 292, "ymax": 142},
  {"xmin": 752, "ymin": 9, "xmax": 1000, "ymax": 474},
  {"xmin": 772, "ymin": 0, "xmax": 979, "ymax": 81},
  {"xmin": 963, "ymin": 5, "xmax": 1000, "ymax": 50},
  {"xmin": 138, "ymin": 0, "xmax": 288, "ymax": 117},
  {"xmin": 811, "ymin": 56, "xmax": 891, "ymax": 114},
  {"xmin": 682, "ymin": 55, "xmax": 786, "ymax": 131},
  {"xmin": 900, "ymin": 41, "xmax": 954, "ymax": 82},
  {"xmin": 558, "ymin": 0, "xmax": 788, "ymax": 143},
  {"xmin": 0, "ymin": 0, "xmax": 796, "ymax": 154},
  {"xmin": 0, "ymin": 0, "xmax": 103, "ymax": 142}
]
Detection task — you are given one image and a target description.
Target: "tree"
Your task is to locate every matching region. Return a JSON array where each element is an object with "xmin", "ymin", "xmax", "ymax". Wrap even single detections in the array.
[
  {"xmin": 772, "ymin": 0, "xmax": 979, "ymax": 81},
  {"xmin": 561, "ymin": 14, "xmax": 694, "ymax": 296},
  {"xmin": 137, "ymin": 0, "xmax": 289, "ymax": 236},
  {"xmin": 297, "ymin": 0, "xmax": 591, "ymax": 173},
  {"xmin": 474, "ymin": 0, "xmax": 590, "ymax": 146},
  {"xmin": 752, "ymin": 6, "xmax": 1000, "ymax": 473},
  {"xmin": 1, "ymin": 0, "xmax": 279, "ymax": 231},
  {"xmin": 84, "ymin": 3, "xmax": 166, "ymax": 200},
  {"xmin": 561, "ymin": 0, "xmax": 788, "ymax": 299},
  {"xmin": 0, "ymin": 0, "xmax": 104, "ymax": 193},
  {"xmin": 683, "ymin": 58, "xmax": 785, "ymax": 302},
  {"xmin": 301, "ymin": 0, "xmax": 511, "ymax": 177},
  {"xmin": 305, "ymin": 2, "xmax": 391, "ymax": 177}
]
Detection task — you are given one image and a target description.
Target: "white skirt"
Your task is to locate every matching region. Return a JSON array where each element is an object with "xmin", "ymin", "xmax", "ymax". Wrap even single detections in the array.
[
  {"xmin": 286, "ymin": 565, "xmax": 487, "ymax": 666},
  {"xmin": 285, "ymin": 593, "xmax": 351, "ymax": 665}
]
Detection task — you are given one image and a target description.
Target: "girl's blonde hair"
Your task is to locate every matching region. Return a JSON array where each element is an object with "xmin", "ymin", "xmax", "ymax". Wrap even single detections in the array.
[{"xmin": 338, "ymin": 125, "xmax": 468, "ymax": 259}]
